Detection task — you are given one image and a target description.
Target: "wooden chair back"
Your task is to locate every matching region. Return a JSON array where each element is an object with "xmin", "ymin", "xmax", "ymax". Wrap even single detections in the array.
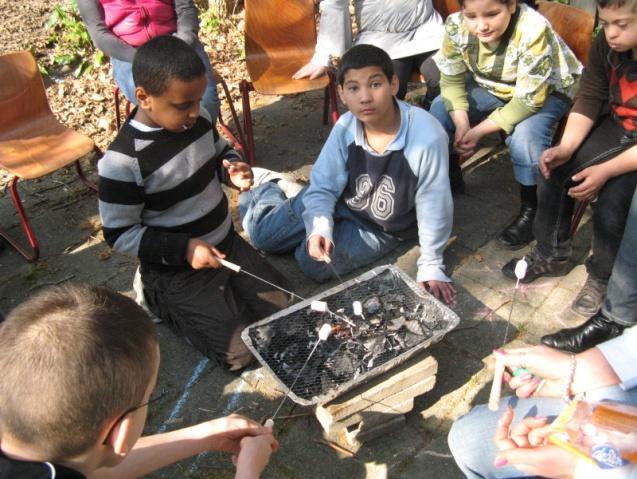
[
  {"xmin": 0, "ymin": 51, "xmax": 94, "ymax": 179},
  {"xmin": 537, "ymin": 0, "xmax": 594, "ymax": 65},
  {"xmin": 244, "ymin": 0, "xmax": 329, "ymax": 94},
  {"xmin": 433, "ymin": 0, "xmax": 461, "ymax": 20},
  {"xmin": 0, "ymin": 51, "xmax": 52, "ymax": 140}
]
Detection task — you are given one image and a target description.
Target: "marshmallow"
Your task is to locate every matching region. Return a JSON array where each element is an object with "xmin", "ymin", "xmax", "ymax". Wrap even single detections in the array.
[
  {"xmin": 352, "ymin": 301, "xmax": 363, "ymax": 316},
  {"xmin": 311, "ymin": 300, "xmax": 328, "ymax": 313},
  {"xmin": 264, "ymin": 418, "xmax": 274, "ymax": 428},
  {"xmin": 318, "ymin": 323, "xmax": 332, "ymax": 341},
  {"xmin": 514, "ymin": 258, "xmax": 528, "ymax": 280}
]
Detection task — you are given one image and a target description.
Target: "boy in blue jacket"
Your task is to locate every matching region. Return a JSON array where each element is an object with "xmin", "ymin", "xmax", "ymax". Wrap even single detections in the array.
[{"xmin": 241, "ymin": 44, "xmax": 456, "ymax": 304}]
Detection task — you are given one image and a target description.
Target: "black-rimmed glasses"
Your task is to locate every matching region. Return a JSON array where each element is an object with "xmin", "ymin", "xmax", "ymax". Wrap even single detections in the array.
[{"xmin": 102, "ymin": 390, "xmax": 166, "ymax": 445}]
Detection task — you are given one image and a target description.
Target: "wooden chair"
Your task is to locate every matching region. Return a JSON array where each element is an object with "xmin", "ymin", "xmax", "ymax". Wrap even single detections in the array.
[
  {"xmin": 239, "ymin": 0, "xmax": 340, "ymax": 165},
  {"xmin": 0, "ymin": 51, "xmax": 98, "ymax": 262},
  {"xmin": 537, "ymin": 1, "xmax": 595, "ymax": 237}
]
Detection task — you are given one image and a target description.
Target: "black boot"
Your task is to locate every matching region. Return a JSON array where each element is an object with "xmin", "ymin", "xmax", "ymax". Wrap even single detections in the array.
[
  {"xmin": 540, "ymin": 311, "xmax": 625, "ymax": 353},
  {"xmin": 449, "ymin": 154, "xmax": 465, "ymax": 195},
  {"xmin": 497, "ymin": 184, "xmax": 536, "ymax": 250}
]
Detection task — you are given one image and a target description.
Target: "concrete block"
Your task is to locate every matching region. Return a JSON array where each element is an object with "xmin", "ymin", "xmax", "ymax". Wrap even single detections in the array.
[{"xmin": 346, "ymin": 414, "xmax": 407, "ymax": 444}]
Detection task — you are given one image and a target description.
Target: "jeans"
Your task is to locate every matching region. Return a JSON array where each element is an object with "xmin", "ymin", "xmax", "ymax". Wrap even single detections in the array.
[
  {"xmin": 111, "ymin": 38, "xmax": 220, "ymax": 121},
  {"xmin": 448, "ymin": 386, "xmax": 637, "ymax": 478},
  {"xmin": 533, "ymin": 115, "xmax": 637, "ymax": 282},
  {"xmin": 429, "ymin": 80, "xmax": 570, "ymax": 186},
  {"xmin": 603, "ymin": 187, "xmax": 637, "ymax": 326},
  {"xmin": 239, "ymin": 182, "xmax": 401, "ymax": 282}
]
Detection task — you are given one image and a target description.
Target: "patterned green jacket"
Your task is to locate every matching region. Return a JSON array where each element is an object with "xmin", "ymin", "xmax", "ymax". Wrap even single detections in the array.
[{"xmin": 433, "ymin": 3, "xmax": 583, "ymax": 133}]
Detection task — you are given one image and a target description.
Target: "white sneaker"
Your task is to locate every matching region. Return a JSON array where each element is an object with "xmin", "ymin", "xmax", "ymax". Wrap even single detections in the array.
[
  {"xmin": 251, "ymin": 167, "xmax": 305, "ymax": 198},
  {"xmin": 133, "ymin": 266, "xmax": 162, "ymax": 324}
]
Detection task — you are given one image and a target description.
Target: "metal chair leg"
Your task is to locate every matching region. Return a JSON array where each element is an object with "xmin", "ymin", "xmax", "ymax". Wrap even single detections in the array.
[
  {"xmin": 217, "ymin": 75, "xmax": 248, "ymax": 156},
  {"xmin": 327, "ymin": 71, "xmax": 340, "ymax": 124},
  {"xmin": 569, "ymin": 200, "xmax": 589, "ymax": 238},
  {"xmin": 0, "ymin": 176, "xmax": 39, "ymax": 262},
  {"xmin": 240, "ymin": 80, "xmax": 257, "ymax": 166}
]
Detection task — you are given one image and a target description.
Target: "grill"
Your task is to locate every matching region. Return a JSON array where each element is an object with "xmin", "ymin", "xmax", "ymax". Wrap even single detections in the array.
[{"xmin": 241, "ymin": 265, "xmax": 460, "ymax": 406}]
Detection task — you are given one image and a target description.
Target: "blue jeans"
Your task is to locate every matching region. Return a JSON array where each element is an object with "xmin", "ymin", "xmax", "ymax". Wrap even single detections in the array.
[
  {"xmin": 429, "ymin": 80, "xmax": 570, "ymax": 186},
  {"xmin": 603, "ymin": 187, "xmax": 637, "ymax": 326},
  {"xmin": 448, "ymin": 386, "xmax": 637, "ymax": 478},
  {"xmin": 239, "ymin": 183, "xmax": 401, "ymax": 282},
  {"xmin": 111, "ymin": 38, "xmax": 220, "ymax": 121}
]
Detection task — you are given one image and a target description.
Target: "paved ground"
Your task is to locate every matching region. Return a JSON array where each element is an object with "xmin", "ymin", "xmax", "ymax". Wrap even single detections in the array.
[{"xmin": 0, "ymin": 90, "xmax": 594, "ymax": 478}]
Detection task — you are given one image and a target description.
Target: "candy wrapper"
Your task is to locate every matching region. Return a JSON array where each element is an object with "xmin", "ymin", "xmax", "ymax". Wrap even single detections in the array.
[{"xmin": 549, "ymin": 400, "xmax": 637, "ymax": 469}]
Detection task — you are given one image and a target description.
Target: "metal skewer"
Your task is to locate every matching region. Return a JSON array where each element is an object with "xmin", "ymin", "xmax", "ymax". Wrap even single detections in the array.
[{"xmin": 265, "ymin": 323, "xmax": 333, "ymax": 427}]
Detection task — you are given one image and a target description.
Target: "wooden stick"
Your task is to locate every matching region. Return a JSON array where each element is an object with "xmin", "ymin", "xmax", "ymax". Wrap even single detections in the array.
[
  {"xmin": 314, "ymin": 439, "xmax": 356, "ymax": 457},
  {"xmin": 489, "ymin": 355, "xmax": 505, "ymax": 411}
]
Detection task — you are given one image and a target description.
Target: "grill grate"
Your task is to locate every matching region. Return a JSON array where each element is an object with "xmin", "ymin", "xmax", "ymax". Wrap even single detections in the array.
[{"xmin": 242, "ymin": 265, "xmax": 459, "ymax": 405}]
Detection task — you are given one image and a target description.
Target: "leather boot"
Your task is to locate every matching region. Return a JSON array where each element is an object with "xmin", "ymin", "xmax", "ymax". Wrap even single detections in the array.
[
  {"xmin": 498, "ymin": 184, "xmax": 536, "ymax": 250},
  {"xmin": 540, "ymin": 311, "xmax": 625, "ymax": 353}
]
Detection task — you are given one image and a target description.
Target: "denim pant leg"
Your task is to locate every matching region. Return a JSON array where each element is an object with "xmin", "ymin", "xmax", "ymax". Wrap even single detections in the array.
[
  {"xmin": 430, "ymin": 79, "xmax": 505, "ymax": 148},
  {"xmin": 448, "ymin": 386, "xmax": 637, "ymax": 479},
  {"xmin": 191, "ymin": 39, "xmax": 220, "ymax": 121},
  {"xmin": 603, "ymin": 189, "xmax": 637, "ymax": 326},
  {"xmin": 294, "ymin": 202, "xmax": 401, "ymax": 282},
  {"xmin": 534, "ymin": 116, "xmax": 636, "ymax": 264},
  {"xmin": 239, "ymin": 182, "xmax": 307, "ymax": 253},
  {"xmin": 111, "ymin": 57, "xmax": 137, "ymax": 104},
  {"xmin": 505, "ymin": 94, "xmax": 570, "ymax": 186}
]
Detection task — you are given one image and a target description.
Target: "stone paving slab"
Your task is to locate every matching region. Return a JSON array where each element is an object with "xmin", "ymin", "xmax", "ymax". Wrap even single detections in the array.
[{"xmin": 0, "ymin": 91, "xmax": 596, "ymax": 478}]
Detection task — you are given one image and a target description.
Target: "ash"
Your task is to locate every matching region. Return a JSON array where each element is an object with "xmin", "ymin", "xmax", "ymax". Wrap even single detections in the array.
[{"xmin": 247, "ymin": 269, "xmax": 451, "ymax": 402}]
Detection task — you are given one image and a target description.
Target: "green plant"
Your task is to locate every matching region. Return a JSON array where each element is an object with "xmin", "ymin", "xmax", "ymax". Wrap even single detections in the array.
[
  {"xmin": 46, "ymin": 0, "xmax": 104, "ymax": 77},
  {"xmin": 200, "ymin": 8, "xmax": 221, "ymax": 35}
]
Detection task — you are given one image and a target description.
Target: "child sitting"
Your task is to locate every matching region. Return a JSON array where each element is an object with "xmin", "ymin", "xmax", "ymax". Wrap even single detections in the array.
[
  {"xmin": 78, "ymin": 0, "xmax": 220, "ymax": 120},
  {"xmin": 98, "ymin": 35, "xmax": 290, "ymax": 371},
  {"xmin": 0, "ymin": 284, "xmax": 277, "ymax": 478},
  {"xmin": 504, "ymin": 0, "xmax": 637, "ymax": 351},
  {"xmin": 429, "ymin": 0, "xmax": 582, "ymax": 247},
  {"xmin": 241, "ymin": 44, "xmax": 456, "ymax": 305}
]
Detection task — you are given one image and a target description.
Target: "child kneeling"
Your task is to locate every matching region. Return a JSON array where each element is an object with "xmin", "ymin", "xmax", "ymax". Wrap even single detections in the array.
[
  {"xmin": 98, "ymin": 36, "xmax": 290, "ymax": 371},
  {"xmin": 241, "ymin": 44, "xmax": 456, "ymax": 304},
  {"xmin": 0, "ymin": 284, "xmax": 277, "ymax": 478}
]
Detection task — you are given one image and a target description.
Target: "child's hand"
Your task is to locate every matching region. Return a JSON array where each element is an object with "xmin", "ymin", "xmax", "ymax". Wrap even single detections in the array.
[
  {"xmin": 204, "ymin": 414, "xmax": 277, "ymax": 455},
  {"xmin": 224, "ymin": 160, "xmax": 254, "ymax": 192},
  {"xmin": 567, "ymin": 163, "xmax": 610, "ymax": 201},
  {"xmin": 233, "ymin": 434, "xmax": 278, "ymax": 479},
  {"xmin": 450, "ymin": 111, "xmax": 471, "ymax": 158},
  {"xmin": 493, "ymin": 406, "xmax": 577, "ymax": 479},
  {"xmin": 419, "ymin": 280, "xmax": 456, "ymax": 305},
  {"xmin": 186, "ymin": 238, "xmax": 226, "ymax": 269},
  {"xmin": 307, "ymin": 235, "xmax": 333, "ymax": 262},
  {"xmin": 539, "ymin": 145, "xmax": 573, "ymax": 179},
  {"xmin": 455, "ymin": 127, "xmax": 482, "ymax": 160}
]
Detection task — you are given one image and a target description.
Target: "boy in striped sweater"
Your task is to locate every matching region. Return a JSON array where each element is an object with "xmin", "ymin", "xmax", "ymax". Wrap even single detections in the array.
[{"xmin": 98, "ymin": 36, "xmax": 290, "ymax": 371}]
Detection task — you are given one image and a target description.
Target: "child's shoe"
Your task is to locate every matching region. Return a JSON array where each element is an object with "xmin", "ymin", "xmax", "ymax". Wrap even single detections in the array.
[
  {"xmin": 497, "ymin": 203, "xmax": 536, "ymax": 250},
  {"xmin": 502, "ymin": 248, "xmax": 568, "ymax": 283},
  {"xmin": 570, "ymin": 275, "xmax": 607, "ymax": 316},
  {"xmin": 252, "ymin": 167, "xmax": 305, "ymax": 198}
]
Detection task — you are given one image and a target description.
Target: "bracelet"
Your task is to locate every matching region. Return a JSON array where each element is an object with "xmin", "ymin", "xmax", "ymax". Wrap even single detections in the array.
[{"xmin": 563, "ymin": 353, "xmax": 576, "ymax": 402}]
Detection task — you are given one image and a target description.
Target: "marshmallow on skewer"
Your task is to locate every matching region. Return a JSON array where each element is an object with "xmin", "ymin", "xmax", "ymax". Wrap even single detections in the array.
[
  {"xmin": 311, "ymin": 300, "xmax": 328, "ymax": 313},
  {"xmin": 318, "ymin": 323, "xmax": 333, "ymax": 341},
  {"xmin": 514, "ymin": 257, "xmax": 528, "ymax": 280},
  {"xmin": 488, "ymin": 355, "xmax": 506, "ymax": 411},
  {"xmin": 352, "ymin": 301, "xmax": 363, "ymax": 317},
  {"xmin": 264, "ymin": 418, "xmax": 274, "ymax": 428}
]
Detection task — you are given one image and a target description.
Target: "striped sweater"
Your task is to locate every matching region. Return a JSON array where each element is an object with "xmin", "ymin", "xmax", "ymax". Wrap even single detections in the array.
[{"xmin": 98, "ymin": 108, "xmax": 241, "ymax": 269}]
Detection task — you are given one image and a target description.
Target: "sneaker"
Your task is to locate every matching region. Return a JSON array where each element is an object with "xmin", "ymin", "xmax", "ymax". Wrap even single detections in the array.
[
  {"xmin": 251, "ymin": 167, "xmax": 305, "ymax": 198},
  {"xmin": 133, "ymin": 266, "xmax": 162, "ymax": 324},
  {"xmin": 502, "ymin": 249, "xmax": 569, "ymax": 283},
  {"xmin": 571, "ymin": 275, "xmax": 607, "ymax": 316}
]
